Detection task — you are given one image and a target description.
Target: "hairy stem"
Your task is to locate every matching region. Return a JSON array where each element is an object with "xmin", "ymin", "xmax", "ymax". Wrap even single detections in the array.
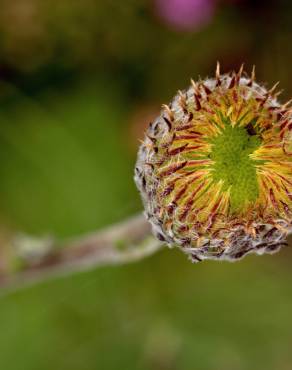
[{"xmin": 0, "ymin": 213, "xmax": 163, "ymax": 292}]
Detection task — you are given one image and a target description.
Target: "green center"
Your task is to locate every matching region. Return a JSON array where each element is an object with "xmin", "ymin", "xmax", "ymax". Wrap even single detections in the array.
[{"xmin": 209, "ymin": 119, "xmax": 262, "ymax": 213}]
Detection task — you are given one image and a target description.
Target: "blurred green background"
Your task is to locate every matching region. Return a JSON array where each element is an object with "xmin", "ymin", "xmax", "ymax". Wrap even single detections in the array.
[{"xmin": 0, "ymin": 0, "xmax": 292, "ymax": 369}]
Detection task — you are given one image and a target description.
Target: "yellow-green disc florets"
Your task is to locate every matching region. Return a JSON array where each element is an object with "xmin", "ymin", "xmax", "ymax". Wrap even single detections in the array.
[
  {"xmin": 209, "ymin": 117, "xmax": 262, "ymax": 213},
  {"xmin": 135, "ymin": 64, "xmax": 292, "ymax": 262}
]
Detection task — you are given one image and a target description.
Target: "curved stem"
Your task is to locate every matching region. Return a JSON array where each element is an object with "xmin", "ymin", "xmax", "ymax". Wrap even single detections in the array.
[{"xmin": 0, "ymin": 213, "xmax": 163, "ymax": 292}]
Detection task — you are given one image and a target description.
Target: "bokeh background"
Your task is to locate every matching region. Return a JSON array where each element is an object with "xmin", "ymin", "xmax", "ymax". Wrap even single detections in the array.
[{"xmin": 1, "ymin": 0, "xmax": 292, "ymax": 369}]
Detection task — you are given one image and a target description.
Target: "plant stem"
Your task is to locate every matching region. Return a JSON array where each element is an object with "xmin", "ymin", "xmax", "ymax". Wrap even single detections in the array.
[{"xmin": 0, "ymin": 213, "xmax": 163, "ymax": 292}]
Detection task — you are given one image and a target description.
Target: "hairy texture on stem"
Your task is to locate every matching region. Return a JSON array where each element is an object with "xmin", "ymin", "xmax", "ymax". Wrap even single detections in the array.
[
  {"xmin": 135, "ymin": 64, "xmax": 292, "ymax": 262},
  {"xmin": 0, "ymin": 213, "xmax": 162, "ymax": 292}
]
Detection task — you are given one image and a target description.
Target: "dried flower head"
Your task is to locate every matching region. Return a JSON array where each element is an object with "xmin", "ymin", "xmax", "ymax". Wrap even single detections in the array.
[{"xmin": 135, "ymin": 64, "xmax": 292, "ymax": 262}]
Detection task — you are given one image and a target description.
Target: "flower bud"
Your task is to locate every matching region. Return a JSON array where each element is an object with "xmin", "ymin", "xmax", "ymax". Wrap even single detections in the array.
[{"xmin": 135, "ymin": 64, "xmax": 292, "ymax": 262}]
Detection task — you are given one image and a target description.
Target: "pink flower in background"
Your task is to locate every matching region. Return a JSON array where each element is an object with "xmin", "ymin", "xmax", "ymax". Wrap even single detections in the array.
[{"xmin": 155, "ymin": 0, "xmax": 216, "ymax": 31}]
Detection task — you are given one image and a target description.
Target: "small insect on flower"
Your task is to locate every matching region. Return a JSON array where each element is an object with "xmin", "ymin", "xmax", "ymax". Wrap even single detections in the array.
[{"xmin": 135, "ymin": 64, "xmax": 292, "ymax": 262}]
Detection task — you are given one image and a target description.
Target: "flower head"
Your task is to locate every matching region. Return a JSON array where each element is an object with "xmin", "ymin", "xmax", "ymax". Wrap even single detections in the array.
[
  {"xmin": 135, "ymin": 64, "xmax": 292, "ymax": 262},
  {"xmin": 155, "ymin": 0, "xmax": 216, "ymax": 31}
]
